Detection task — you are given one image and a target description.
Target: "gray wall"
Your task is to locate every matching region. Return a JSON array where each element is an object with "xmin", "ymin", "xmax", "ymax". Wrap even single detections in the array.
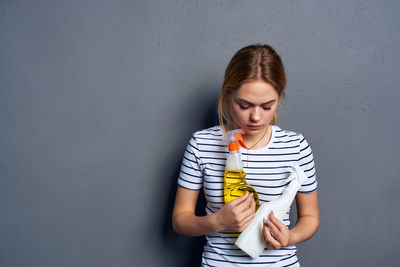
[{"xmin": 1, "ymin": 0, "xmax": 399, "ymax": 266}]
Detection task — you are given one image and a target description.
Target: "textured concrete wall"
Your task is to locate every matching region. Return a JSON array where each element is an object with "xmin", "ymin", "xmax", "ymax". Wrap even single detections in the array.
[{"xmin": 1, "ymin": 0, "xmax": 399, "ymax": 266}]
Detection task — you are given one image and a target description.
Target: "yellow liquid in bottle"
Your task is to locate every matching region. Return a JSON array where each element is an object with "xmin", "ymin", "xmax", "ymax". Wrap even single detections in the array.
[{"xmin": 223, "ymin": 170, "xmax": 260, "ymax": 209}]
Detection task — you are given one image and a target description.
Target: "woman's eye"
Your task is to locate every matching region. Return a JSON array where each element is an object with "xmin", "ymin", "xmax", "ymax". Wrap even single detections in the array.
[
  {"xmin": 263, "ymin": 106, "xmax": 272, "ymax": 110},
  {"xmin": 239, "ymin": 104, "xmax": 249, "ymax": 110}
]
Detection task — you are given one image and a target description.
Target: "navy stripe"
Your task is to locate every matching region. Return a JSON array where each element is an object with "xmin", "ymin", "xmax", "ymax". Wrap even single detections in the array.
[
  {"xmin": 298, "ymin": 187, "xmax": 317, "ymax": 193},
  {"xmin": 183, "ymin": 155, "xmax": 198, "ymax": 164},
  {"xmin": 254, "ymin": 182, "xmax": 290, "ymax": 188},
  {"xmin": 304, "ymin": 165, "xmax": 315, "ymax": 173},
  {"xmin": 178, "ymin": 176, "xmax": 202, "ymax": 185},
  {"xmin": 299, "ymin": 158, "xmax": 313, "ymax": 167},
  {"xmin": 205, "ymin": 246, "xmax": 295, "ymax": 258},
  {"xmin": 301, "ymin": 180, "xmax": 316, "ymax": 187},
  {"xmin": 257, "ymin": 191, "xmax": 284, "ymax": 196},
  {"xmin": 202, "ymin": 169, "xmax": 224, "ymax": 175},
  {"xmin": 204, "ymin": 162, "xmax": 226, "ymax": 167},
  {"xmin": 243, "ymin": 159, "xmax": 297, "ymax": 163},
  {"xmin": 198, "ymin": 143, "xmax": 225, "ymax": 147},
  {"xmin": 205, "ymin": 199, "xmax": 224, "ymax": 205},
  {"xmin": 245, "ymin": 171, "xmax": 291, "ymax": 176},
  {"xmin": 187, "ymin": 142, "xmax": 199, "ymax": 153},
  {"xmin": 204, "ymin": 180, "xmax": 224, "ymax": 184},
  {"xmin": 246, "ymin": 177, "xmax": 288, "ymax": 182},
  {"xmin": 306, "ymin": 172, "xmax": 316, "ymax": 180},
  {"xmin": 275, "ymin": 134, "xmax": 299, "ymax": 138},
  {"xmin": 196, "ymin": 136, "xmax": 223, "ymax": 141},
  {"xmin": 202, "ymin": 156, "xmax": 227, "ymax": 160},
  {"xmin": 203, "ymin": 187, "xmax": 223, "ymax": 191},
  {"xmin": 198, "ymin": 149, "xmax": 228, "ymax": 154},
  {"xmin": 204, "ymin": 166, "xmax": 225, "ymax": 172},
  {"xmin": 242, "ymin": 152, "xmax": 299, "ymax": 156},
  {"xmin": 270, "ymin": 145, "xmax": 300, "ymax": 149},
  {"xmin": 203, "ymin": 253, "xmax": 296, "ymax": 264},
  {"xmin": 185, "ymin": 148, "xmax": 200, "ymax": 161},
  {"xmin": 281, "ymin": 259, "xmax": 299, "ymax": 267},
  {"xmin": 273, "ymin": 138, "xmax": 300, "ymax": 144},
  {"xmin": 245, "ymin": 165, "xmax": 292, "ymax": 169},
  {"xmin": 204, "ymin": 128, "xmax": 222, "ymax": 132},
  {"xmin": 207, "ymin": 244, "xmax": 241, "ymax": 251},
  {"xmin": 300, "ymin": 144, "xmax": 310, "ymax": 152},
  {"xmin": 197, "ymin": 132, "xmax": 223, "ymax": 137},
  {"xmin": 177, "ymin": 184, "xmax": 200, "ymax": 190},
  {"xmin": 181, "ymin": 162, "xmax": 201, "ymax": 171},
  {"xmin": 298, "ymin": 151, "xmax": 312, "ymax": 161},
  {"xmin": 203, "ymin": 248, "xmax": 249, "ymax": 258},
  {"xmin": 180, "ymin": 170, "xmax": 202, "ymax": 179},
  {"xmin": 204, "ymin": 194, "xmax": 222, "ymax": 200}
]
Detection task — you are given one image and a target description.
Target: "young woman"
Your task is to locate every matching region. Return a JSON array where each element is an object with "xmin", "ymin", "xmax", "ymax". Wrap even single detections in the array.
[{"xmin": 172, "ymin": 44, "xmax": 319, "ymax": 266}]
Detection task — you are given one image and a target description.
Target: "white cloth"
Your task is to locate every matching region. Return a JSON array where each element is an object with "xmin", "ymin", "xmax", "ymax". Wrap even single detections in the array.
[{"xmin": 235, "ymin": 164, "xmax": 308, "ymax": 259}]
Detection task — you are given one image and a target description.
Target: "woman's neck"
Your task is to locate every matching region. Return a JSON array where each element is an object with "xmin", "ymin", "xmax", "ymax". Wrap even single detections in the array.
[{"xmin": 243, "ymin": 125, "xmax": 272, "ymax": 150}]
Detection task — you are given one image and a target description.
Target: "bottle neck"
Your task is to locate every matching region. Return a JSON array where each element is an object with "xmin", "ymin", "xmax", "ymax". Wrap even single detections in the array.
[{"xmin": 226, "ymin": 149, "xmax": 244, "ymax": 171}]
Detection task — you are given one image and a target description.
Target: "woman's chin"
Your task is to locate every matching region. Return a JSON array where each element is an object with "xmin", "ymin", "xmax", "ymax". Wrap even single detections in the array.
[{"xmin": 244, "ymin": 126, "xmax": 266, "ymax": 136}]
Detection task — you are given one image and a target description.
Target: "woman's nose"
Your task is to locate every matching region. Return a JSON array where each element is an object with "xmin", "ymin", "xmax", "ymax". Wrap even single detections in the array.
[{"xmin": 250, "ymin": 107, "xmax": 260, "ymax": 122}]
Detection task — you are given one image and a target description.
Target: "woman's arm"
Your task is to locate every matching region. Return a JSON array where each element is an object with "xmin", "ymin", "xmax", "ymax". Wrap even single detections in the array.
[
  {"xmin": 172, "ymin": 186, "xmax": 256, "ymax": 236},
  {"xmin": 262, "ymin": 190, "xmax": 319, "ymax": 249},
  {"xmin": 288, "ymin": 190, "xmax": 320, "ymax": 245}
]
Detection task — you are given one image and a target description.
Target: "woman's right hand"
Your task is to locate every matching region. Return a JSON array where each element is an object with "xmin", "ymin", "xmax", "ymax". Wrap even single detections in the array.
[{"xmin": 216, "ymin": 191, "xmax": 256, "ymax": 232}]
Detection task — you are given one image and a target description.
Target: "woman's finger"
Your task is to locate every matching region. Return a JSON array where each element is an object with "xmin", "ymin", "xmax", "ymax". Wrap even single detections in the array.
[
  {"xmin": 250, "ymin": 197, "xmax": 256, "ymax": 211},
  {"xmin": 265, "ymin": 217, "xmax": 282, "ymax": 241},
  {"xmin": 240, "ymin": 196, "xmax": 256, "ymax": 216},
  {"xmin": 239, "ymin": 213, "xmax": 255, "ymax": 231},
  {"xmin": 235, "ymin": 192, "xmax": 254, "ymax": 212},
  {"xmin": 262, "ymin": 219, "xmax": 281, "ymax": 249},
  {"xmin": 268, "ymin": 211, "xmax": 286, "ymax": 232},
  {"xmin": 262, "ymin": 219, "xmax": 273, "ymax": 241},
  {"xmin": 228, "ymin": 191, "xmax": 249, "ymax": 207}
]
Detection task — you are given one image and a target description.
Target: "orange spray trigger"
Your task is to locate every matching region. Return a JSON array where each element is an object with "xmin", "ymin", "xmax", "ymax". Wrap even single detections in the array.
[{"xmin": 235, "ymin": 134, "xmax": 247, "ymax": 149}]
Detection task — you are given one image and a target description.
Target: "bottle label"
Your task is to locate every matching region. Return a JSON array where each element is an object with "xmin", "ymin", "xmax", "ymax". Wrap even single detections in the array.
[{"xmin": 223, "ymin": 170, "xmax": 260, "ymax": 209}]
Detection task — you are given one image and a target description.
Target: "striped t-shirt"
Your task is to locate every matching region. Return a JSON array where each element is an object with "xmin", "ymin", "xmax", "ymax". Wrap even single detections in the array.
[{"xmin": 178, "ymin": 125, "xmax": 317, "ymax": 267}]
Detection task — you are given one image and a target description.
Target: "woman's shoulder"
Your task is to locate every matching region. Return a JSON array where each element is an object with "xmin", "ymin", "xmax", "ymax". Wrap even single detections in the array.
[
  {"xmin": 272, "ymin": 125, "xmax": 305, "ymax": 141},
  {"xmin": 187, "ymin": 126, "xmax": 225, "ymax": 149},
  {"xmin": 192, "ymin": 125, "xmax": 224, "ymax": 139}
]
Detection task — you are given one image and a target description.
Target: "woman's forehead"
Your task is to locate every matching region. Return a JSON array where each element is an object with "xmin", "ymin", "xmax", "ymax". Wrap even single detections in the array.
[{"xmin": 233, "ymin": 81, "xmax": 278, "ymax": 102}]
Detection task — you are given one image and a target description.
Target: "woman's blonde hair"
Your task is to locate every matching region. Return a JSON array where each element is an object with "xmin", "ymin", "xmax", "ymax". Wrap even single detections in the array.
[{"xmin": 217, "ymin": 44, "xmax": 287, "ymax": 133}]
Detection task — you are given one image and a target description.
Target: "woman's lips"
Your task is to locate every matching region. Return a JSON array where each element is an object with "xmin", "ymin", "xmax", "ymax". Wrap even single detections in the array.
[{"xmin": 247, "ymin": 125, "xmax": 262, "ymax": 130}]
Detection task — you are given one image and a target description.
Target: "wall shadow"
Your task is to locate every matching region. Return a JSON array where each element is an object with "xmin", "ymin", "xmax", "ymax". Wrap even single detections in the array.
[{"xmin": 159, "ymin": 90, "xmax": 219, "ymax": 266}]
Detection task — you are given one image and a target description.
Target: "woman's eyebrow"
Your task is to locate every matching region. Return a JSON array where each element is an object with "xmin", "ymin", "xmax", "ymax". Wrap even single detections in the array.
[{"xmin": 236, "ymin": 98, "xmax": 276, "ymax": 105}]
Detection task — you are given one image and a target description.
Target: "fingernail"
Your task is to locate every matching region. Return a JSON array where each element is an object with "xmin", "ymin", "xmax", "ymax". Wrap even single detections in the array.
[{"xmin": 263, "ymin": 218, "xmax": 267, "ymax": 225}]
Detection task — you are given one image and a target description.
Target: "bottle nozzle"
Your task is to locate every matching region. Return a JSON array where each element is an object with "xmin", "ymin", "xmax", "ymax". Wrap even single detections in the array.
[{"xmin": 224, "ymin": 129, "xmax": 247, "ymax": 151}]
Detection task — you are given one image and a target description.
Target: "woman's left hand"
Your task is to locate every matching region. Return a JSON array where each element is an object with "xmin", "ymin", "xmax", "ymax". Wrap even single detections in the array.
[{"xmin": 262, "ymin": 211, "xmax": 291, "ymax": 250}]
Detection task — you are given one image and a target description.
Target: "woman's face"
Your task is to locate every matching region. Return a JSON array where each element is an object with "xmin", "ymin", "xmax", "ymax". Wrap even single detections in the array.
[{"xmin": 230, "ymin": 79, "xmax": 279, "ymax": 138}]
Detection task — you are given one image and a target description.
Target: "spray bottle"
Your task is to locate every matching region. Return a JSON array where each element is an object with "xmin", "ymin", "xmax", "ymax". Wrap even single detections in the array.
[
  {"xmin": 223, "ymin": 129, "xmax": 260, "ymax": 210},
  {"xmin": 235, "ymin": 163, "xmax": 308, "ymax": 259}
]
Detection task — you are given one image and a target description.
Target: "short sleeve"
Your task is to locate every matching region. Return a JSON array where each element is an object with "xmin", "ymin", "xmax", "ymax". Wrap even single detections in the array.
[
  {"xmin": 177, "ymin": 136, "xmax": 204, "ymax": 190},
  {"xmin": 297, "ymin": 134, "xmax": 317, "ymax": 193}
]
